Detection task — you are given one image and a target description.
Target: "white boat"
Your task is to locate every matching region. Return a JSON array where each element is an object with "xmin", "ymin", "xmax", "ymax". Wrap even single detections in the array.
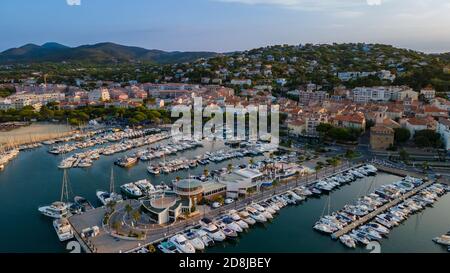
[
  {"xmin": 287, "ymin": 191, "xmax": 305, "ymax": 202},
  {"xmin": 366, "ymin": 222, "xmax": 390, "ymax": 235},
  {"xmin": 38, "ymin": 201, "xmax": 70, "ymax": 219},
  {"xmin": 313, "ymin": 223, "xmax": 336, "ymax": 234},
  {"xmin": 227, "ymin": 210, "xmax": 249, "ymax": 229},
  {"xmin": 120, "ymin": 183, "xmax": 143, "ymax": 199},
  {"xmin": 199, "ymin": 218, "xmax": 226, "ymax": 241},
  {"xmin": 433, "ymin": 235, "xmax": 450, "ymax": 246},
  {"xmin": 192, "ymin": 229, "xmax": 215, "ymax": 247},
  {"xmin": 246, "ymin": 207, "xmax": 267, "ymax": 223},
  {"xmin": 218, "ymin": 217, "xmax": 243, "ymax": 233},
  {"xmin": 96, "ymin": 191, "xmax": 123, "ymax": 206},
  {"xmin": 169, "ymin": 234, "xmax": 196, "ymax": 253},
  {"xmin": 157, "ymin": 241, "xmax": 180, "ymax": 253},
  {"xmin": 238, "ymin": 210, "xmax": 256, "ymax": 225},
  {"xmin": 134, "ymin": 179, "xmax": 156, "ymax": 194},
  {"xmin": 183, "ymin": 231, "xmax": 205, "ymax": 251},
  {"xmin": 53, "ymin": 218, "xmax": 74, "ymax": 241},
  {"xmin": 349, "ymin": 231, "xmax": 370, "ymax": 245},
  {"xmin": 251, "ymin": 203, "xmax": 273, "ymax": 220},
  {"xmin": 339, "ymin": 235, "xmax": 356, "ymax": 248},
  {"xmin": 259, "ymin": 202, "xmax": 277, "ymax": 214}
]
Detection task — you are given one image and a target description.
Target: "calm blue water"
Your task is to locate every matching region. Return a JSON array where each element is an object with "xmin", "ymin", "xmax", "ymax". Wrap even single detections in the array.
[{"xmin": 0, "ymin": 141, "xmax": 449, "ymax": 253}]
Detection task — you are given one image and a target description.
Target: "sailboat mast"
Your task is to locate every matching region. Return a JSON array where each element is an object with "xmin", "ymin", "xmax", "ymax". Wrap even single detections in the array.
[
  {"xmin": 60, "ymin": 170, "xmax": 69, "ymax": 203},
  {"xmin": 110, "ymin": 167, "xmax": 115, "ymax": 193}
]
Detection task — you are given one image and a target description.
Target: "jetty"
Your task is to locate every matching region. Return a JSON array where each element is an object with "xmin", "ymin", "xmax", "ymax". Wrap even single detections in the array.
[
  {"xmin": 331, "ymin": 179, "xmax": 435, "ymax": 239},
  {"xmin": 372, "ymin": 163, "xmax": 427, "ymax": 179}
]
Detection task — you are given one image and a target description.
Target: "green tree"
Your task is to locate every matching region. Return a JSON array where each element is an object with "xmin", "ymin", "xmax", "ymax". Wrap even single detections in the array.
[
  {"xmin": 112, "ymin": 221, "xmax": 121, "ymax": 232},
  {"xmin": 414, "ymin": 130, "xmax": 442, "ymax": 148},
  {"xmin": 131, "ymin": 210, "xmax": 141, "ymax": 224},
  {"xmin": 124, "ymin": 204, "xmax": 133, "ymax": 219},
  {"xmin": 399, "ymin": 149, "xmax": 410, "ymax": 162},
  {"xmin": 394, "ymin": 128, "xmax": 411, "ymax": 144}
]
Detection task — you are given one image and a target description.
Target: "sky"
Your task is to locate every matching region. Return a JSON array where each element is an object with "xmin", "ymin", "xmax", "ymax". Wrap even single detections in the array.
[{"xmin": 0, "ymin": 0, "xmax": 449, "ymax": 53}]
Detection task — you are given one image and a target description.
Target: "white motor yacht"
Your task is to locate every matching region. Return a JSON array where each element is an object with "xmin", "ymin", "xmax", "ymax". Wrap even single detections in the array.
[
  {"xmin": 227, "ymin": 211, "xmax": 249, "ymax": 229},
  {"xmin": 169, "ymin": 234, "xmax": 196, "ymax": 253},
  {"xmin": 38, "ymin": 202, "xmax": 70, "ymax": 219},
  {"xmin": 251, "ymin": 203, "xmax": 273, "ymax": 220},
  {"xmin": 157, "ymin": 241, "xmax": 180, "ymax": 253},
  {"xmin": 183, "ymin": 231, "xmax": 205, "ymax": 251},
  {"xmin": 53, "ymin": 218, "xmax": 74, "ymax": 241},
  {"xmin": 120, "ymin": 183, "xmax": 143, "ymax": 199},
  {"xmin": 246, "ymin": 207, "xmax": 267, "ymax": 223},
  {"xmin": 218, "ymin": 216, "xmax": 243, "ymax": 233},
  {"xmin": 191, "ymin": 229, "xmax": 215, "ymax": 247},
  {"xmin": 339, "ymin": 235, "xmax": 356, "ymax": 248},
  {"xmin": 199, "ymin": 219, "xmax": 226, "ymax": 242},
  {"xmin": 96, "ymin": 190, "xmax": 123, "ymax": 206},
  {"xmin": 238, "ymin": 210, "xmax": 256, "ymax": 225},
  {"xmin": 134, "ymin": 179, "xmax": 156, "ymax": 194}
]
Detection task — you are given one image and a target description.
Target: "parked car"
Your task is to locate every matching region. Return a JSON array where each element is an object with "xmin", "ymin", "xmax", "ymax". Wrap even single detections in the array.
[
  {"xmin": 224, "ymin": 198, "xmax": 235, "ymax": 205},
  {"xmin": 212, "ymin": 202, "xmax": 222, "ymax": 209}
]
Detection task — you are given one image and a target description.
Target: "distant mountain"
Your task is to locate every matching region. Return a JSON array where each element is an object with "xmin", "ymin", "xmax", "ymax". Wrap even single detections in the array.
[{"xmin": 0, "ymin": 42, "xmax": 218, "ymax": 64}]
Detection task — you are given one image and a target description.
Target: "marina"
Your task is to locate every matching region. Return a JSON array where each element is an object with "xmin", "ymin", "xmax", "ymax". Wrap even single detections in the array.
[
  {"xmin": 58, "ymin": 131, "xmax": 169, "ymax": 169},
  {"xmin": 0, "ymin": 137, "xmax": 450, "ymax": 253}
]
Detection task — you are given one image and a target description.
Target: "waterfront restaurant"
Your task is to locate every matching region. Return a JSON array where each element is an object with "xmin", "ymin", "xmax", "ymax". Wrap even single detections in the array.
[
  {"xmin": 172, "ymin": 178, "xmax": 204, "ymax": 204},
  {"xmin": 202, "ymin": 181, "xmax": 227, "ymax": 200},
  {"xmin": 140, "ymin": 194, "xmax": 182, "ymax": 225},
  {"xmin": 220, "ymin": 168, "xmax": 265, "ymax": 198}
]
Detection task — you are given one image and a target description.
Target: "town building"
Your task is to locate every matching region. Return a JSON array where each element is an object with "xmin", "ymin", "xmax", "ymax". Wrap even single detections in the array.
[
  {"xmin": 400, "ymin": 116, "xmax": 437, "ymax": 138},
  {"xmin": 370, "ymin": 125, "xmax": 395, "ymax": 150},
  {"xmin": 437, "ymin": 118, "xmax": 450, "ymax": 151},
  {"xmin": 298, "ymin": 90, "xmax": 329, "ymax": 105},
  {"xmin": 332, "ymin": 113, "xmax": 366, "ymax": 131},
  {"xmin": 140, "ymin": 194, "xmax": 182, "ymax": 225},
  {"xmin": 88, "ymin": 88, "xmax": 110, "ymax": 103},
  {"xmin": 220, "ymin": 168, "xmax": 264, "ymax": 198},
  {"xmin": 420, "ymin": 87, "xmax": 436, "ymax": 101}
]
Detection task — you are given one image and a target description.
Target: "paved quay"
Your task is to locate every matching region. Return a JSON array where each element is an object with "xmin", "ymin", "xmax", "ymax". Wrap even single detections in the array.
[{"xmin": 69, "ymin": 162, "xmax": 359, "ymax": 253}]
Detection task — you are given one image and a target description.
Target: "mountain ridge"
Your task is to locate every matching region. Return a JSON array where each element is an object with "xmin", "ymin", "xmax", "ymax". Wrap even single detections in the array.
[{"xmin": 0, "ymin": 42, "xmax": 218, "ymax": 64}]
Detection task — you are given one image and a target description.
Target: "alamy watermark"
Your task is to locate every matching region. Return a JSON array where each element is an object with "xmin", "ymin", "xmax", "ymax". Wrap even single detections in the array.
[{"xmin": 171, "ymin": 97, "xmax": 280, "ymax": 146}]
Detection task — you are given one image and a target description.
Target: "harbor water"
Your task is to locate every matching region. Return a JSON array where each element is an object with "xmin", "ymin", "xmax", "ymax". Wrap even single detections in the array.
[{"xmin": 0, "ymin": 141, "xmax": 449, "ymax": 253}]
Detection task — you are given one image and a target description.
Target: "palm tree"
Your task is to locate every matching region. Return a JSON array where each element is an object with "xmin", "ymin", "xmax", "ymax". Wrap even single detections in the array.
[
  {"xmin": 315, "ymin": 165, "xmax": 323, "ymax": 179},
  {"xmin": 131, "ymin": 210, "xmax": 141, "ymax": 224},
  {"xmin": 422, "ymin": 161, "xmax": 430, "ymax": 173},
  {"xmin": 203, "ymin": 169, "xmax": 209, "ymax": 177},
  {"xmin": 106, "ymin": 201, "xmax": 117, "ymax": 213},
  {"xmin": 249, "ymin": 158, "xmax": 254, "ymax": 165},
  {"xmin": 124, "ymin": 204, "xmax": 133, "ymax": 219},
  {"xmin": 112, "ymin": 221, "xmax": 121, "ymax": 233},
  {"xmin": 175, "ymin": 176, "xmax": 181, "ymax": 182},
  {"xmin": 330, "ymin": 157, "xmax": 340, "ymax": 172},
  {"xmin": 227, "ymin": 163, "xmax": 233, "ymax": 173}
]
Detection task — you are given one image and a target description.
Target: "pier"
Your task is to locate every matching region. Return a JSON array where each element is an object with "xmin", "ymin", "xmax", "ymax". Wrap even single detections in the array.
[
  {"xmin": 372, "ymin": 163, "xmax": 427, "ymax": 180},
  {"xmin": 331, "ymin": 179, "xmax": 435, "ymax": 240}
]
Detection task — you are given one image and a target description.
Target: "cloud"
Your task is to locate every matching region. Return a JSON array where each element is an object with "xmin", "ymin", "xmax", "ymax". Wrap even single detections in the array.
[
  {"xmin": 366, "ymin": 0, "xmax": 383, "ymax": 5},
  {"xmin": 215, "ymin": 0, "xmax": 385, "ymax": 10},
  {"xmin": 66, "ymin": 0, "xmax": 81, "ymax": 6}
]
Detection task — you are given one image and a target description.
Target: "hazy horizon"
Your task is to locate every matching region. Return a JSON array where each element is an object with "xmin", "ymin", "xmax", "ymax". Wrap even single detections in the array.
[
  {"xmin": 2, "ymin": 41, "xmax": 448, "ymax": 55},
  {"xmin": 1, "ymin": 0, "xmax": 450, "ymax": 53}
]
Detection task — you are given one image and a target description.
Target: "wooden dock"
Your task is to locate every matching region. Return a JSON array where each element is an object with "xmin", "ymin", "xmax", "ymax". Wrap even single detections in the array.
[{"xmin": 331, "ymin": 180, "xmax": 435, "ymax": 240}]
